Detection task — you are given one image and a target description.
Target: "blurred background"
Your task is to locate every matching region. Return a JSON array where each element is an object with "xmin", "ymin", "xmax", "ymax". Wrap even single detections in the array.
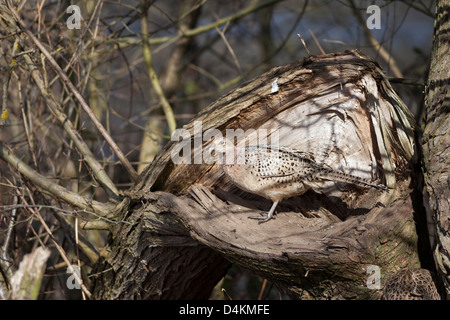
[{"xmin": 0, "ymin": 0, "xmax": 435, "ymax": 299}]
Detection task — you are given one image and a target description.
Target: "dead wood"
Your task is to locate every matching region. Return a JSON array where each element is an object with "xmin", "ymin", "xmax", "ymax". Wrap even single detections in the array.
[{"xmin": 93, "ymin": 50, "xmax": 427, "ymax": 299}]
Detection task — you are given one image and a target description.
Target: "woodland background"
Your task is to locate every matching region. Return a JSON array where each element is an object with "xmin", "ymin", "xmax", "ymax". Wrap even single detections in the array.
[{"xmin": 0, "ymin": 0, "xmax": 438, "ymax": 299}]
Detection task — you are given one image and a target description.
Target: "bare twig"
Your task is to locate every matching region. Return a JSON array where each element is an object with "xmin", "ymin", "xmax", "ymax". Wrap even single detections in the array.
[
  {"xmin": 215, "ymin": 21, "xmax": 242, "ymax": 74},
  {"xmin": 140, "ymin": 0, "xmax": 177, "ymax": 135},
  {"xmin": 297, "ymin": 33, "xmax": 311, "ymax": 56},
  {"xmin": 348, "ymin": 0, "xmax": 403, "ymax": 78},
  {"xmin": 215, "ymin": 5, "xmax": 307, "ymax": 93},
  {"xmin": 1, "ymin": 38, "xmax": 19, "ymax": 128},
  {"xmin": 19, "ymin": 82, "xmax": 39, "ymax": 169},
  {"xmin": 0, "ymin": 204, "xmax": 126, "ymax": 226},
  {"xmin": 1, "ymin": 194, "xmax": 17, "ymax": 267},
  {"xmin": 19, "ymin": 195, "xmax": 92, "ymax": 298},
  {"xmin": 22, "ymin": 50, "xmax": 120, "ymax": 198},
  {"xmin": 0, "ymin": 192, "xmax": 17, "ymax": 299},
  {"xmin": 5, "ymin": 1, "xmax": 139, "ymax": 182},
  {"xmin": 386, "ymin": 76, "xmax": 424, "ymax": 87},
  {"xmin": 0, "ymin": 3, "xmax": 120, "ymax": 199},
  {"xmin": 257, "ymin": 278, "xmax": 268, "ymax": 300},
  {"xmin": 51, "ymin": 212, "xmax": 100, "ymax": 265},
  {"xmin": 111, "ymin": 0, "xmax": 287, "ymax": 49},
  {"xmin": 0, "ymin": 141, "xmax": 113, "ymax": 215},
  {"xmin": 309, "ymin": 29, "xmax": 325, "ymax": 55},
  {"xmin": 64, "ymin": 1, "xmax": 103, "ymax": 73}
]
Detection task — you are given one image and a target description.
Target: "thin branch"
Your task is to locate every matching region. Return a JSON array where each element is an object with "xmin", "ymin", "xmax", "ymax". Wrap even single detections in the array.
[
  {"xmin": 0, "ymin": 191, "xmax": 17, "ymax": 299},
  {"xmin": 215, "ymin": 21, "xmax": 242, "ymax": 74},
  {"xmin": 5, "ymin": 1, "xmax": 139, "ymax": 183},
  {"xmin": 21, "ymin": 50, "xmax": 120, "ymax": 199},
  {"xmin": 297, "ymin": 33, "xmax": 311, "ymax": 55},
  {"xmin": 217, "ymin": 2, "xmax": 307, "ymax": 93},
  {"xmin": 348, "ymin": 0, "xmax": 403, "ymax": 78},
  {"xmin": 111, "ymin": 0, "xmax": 287, "ymax": 49},
  {"xmin": 51, "ymin": 212, "xmax": 100, "ymax": 265},
  {"xmin": 0, "ymin": 141, "xmax": 113, "ymax": 215},
  {"xmin": 0, "ymin": 38, "xmax": 19, "ymax": 128},
  {"xmin": 0, "ymin": 204, "xmax": 126, "ymax": 225},
  {"xmin": 188, "ymin": 63, "xmax": 223, "ymax": 88},
  {"xmin": 140, "ymin": 0, "xmax": 177, "ymax": 135},
  {"xmin": 387, "ymin": 76, "xmax": 424, "ymax": 86},
  {"xmin": 19, "ymin": 195, "xmax": 92, "ymax": 298},
  {"xmin": 64, "ymin": 1, "xmax": 103, "ymax": 73},
  {"xmin": 0, "ymin": 3, "xmax": 120, "ymax": 198},
  {"xmin": 399, "ymin": 0, "xmax": 434, "ymax": 18},
  {"xmin": 309, "ymin": 29, "xmax": 325, "ymax": 55},
  {"xmin": 1, "ymin": 194, "xmax": 17, "ymax": 267}
]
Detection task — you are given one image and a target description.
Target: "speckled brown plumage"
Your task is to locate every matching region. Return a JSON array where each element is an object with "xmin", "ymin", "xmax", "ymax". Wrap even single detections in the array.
[
  {"xmin": 212, "ymin": 138, "xmax": 388, "ymax": 223},
  {"xmin": 382, "ymin": 269, "xmax": 440, "ymax": 300}
]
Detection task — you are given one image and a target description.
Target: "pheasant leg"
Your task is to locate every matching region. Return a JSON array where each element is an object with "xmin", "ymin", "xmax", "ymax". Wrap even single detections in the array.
[{"xmin": 248, "ymin": 201, "xmax": 279, "ymax": 224}]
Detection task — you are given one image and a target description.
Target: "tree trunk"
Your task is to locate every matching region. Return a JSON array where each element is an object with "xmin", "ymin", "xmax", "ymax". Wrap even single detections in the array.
[
  {"xmin": 422, "ymin": 0, "xmax": 450, "ymax": 299},
  {"xmin": 92, "ymin": 50, "xmax": 425, "ymax": 299}
]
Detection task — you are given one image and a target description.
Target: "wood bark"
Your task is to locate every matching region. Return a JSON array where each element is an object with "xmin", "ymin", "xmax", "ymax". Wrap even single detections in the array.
[
  {"xmin": 422, "ymin": 0, "xmax": 450, "ymax": 299},
  {"xmin": 92, "ymin": 50, "xmax": 428, "ymax": 299}
]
